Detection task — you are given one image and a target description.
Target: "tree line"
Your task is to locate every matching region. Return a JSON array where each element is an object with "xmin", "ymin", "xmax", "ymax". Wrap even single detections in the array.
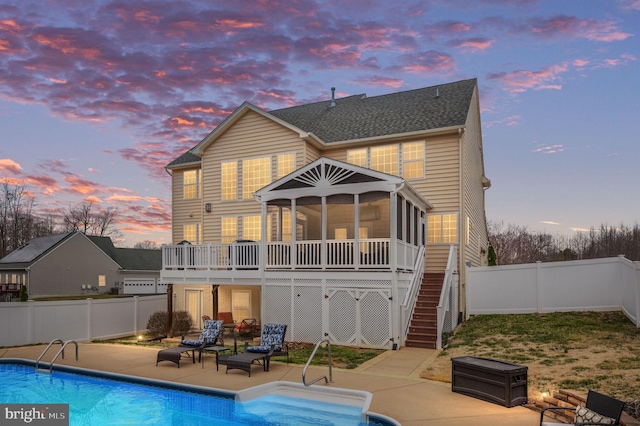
[
  {"xmin": 0, "ymin": 181, "xmax": 125, "ymax": 258},
  {"xmin": 488, "ymin": 220, "xmax": 640, "ymax": 265}
]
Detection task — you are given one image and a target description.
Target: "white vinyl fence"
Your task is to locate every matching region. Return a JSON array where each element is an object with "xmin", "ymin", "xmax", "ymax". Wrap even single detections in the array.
[
  {"xmin": 467, "ymin": 256, "xmax": 640, "ymax": 327},
  {"xmin": 0, "ymin": 295, "xmax": 166, "ymax": 347}
]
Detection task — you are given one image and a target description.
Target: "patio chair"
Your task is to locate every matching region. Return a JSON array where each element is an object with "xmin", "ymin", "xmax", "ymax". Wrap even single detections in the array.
[
  {"xmin": 245, "ymin": 323, "xmax": 288, "ymax": 368},
  {"xmin": 179, "ymin": 320, "xmax": 224, "ymax": 360},
  {"xmin": 234, "ymin": 318, "xmax": 258, "ymax": 338},
  {"xmin": 540, "ymin": 390, "xmax": 626, "ymax": 426},
  {"xmin": 218, "ymin": 312, "xmax": 235, "ymax": 337}
]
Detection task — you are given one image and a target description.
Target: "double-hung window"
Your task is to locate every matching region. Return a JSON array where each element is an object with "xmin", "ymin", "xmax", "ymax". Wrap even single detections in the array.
[
  {"xmin": 221, "ymin": 161, "xmax": 237, "ymax": 201},
  {"xmin": 243, "ymin": 157, "xmax": 271, "ymax": 199},
  {"xmin": 427, "ymin": 213, "xmax": 458, "ymax": 244},
  {"xmin": 183, "ymin": 170, "xmax": 200, "ymax": 199}
]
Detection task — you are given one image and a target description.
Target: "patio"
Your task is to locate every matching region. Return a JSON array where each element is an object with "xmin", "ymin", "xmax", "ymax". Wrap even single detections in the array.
[{"xmin": 1, "ymin": 343, "xmax": 540, "ymax": 425}]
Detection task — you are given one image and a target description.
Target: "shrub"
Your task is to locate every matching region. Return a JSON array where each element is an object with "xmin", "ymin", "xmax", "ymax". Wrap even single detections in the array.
[
  {"xmin": 172, "ymin": 311, "xmax": 194, "ymax": 337},
  {"xmin": 146, "ymin": 310, "xmax": 194, "ymax": 339},
  {"xmin": 19, "ymin": 286, "xmax": 28, "ymax": 302},
  {"xmin": 146, "ymin": 311, "xmax": 168, "ymax": 339}
]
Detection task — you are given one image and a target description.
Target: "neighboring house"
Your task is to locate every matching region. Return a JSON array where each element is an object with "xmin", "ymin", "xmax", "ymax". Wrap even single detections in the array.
[
  {"xmin": 0, "ymin": 232, "xmax": 163, "ymax": 300},
  {"xmin": 162, "ymin": 78, "xmax": 491, "ymax": 348}
]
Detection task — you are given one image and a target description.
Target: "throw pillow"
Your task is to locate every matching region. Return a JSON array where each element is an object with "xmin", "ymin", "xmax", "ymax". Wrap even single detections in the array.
[{"xmin": 575, "ymin": 404, "xmax": 616, "ymax": 425}]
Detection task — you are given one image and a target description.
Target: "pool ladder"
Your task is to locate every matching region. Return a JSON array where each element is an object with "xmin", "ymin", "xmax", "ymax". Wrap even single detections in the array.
[
  {"xmin": 35, "ymin": 339, "xmax": 79, "ymax": 373},
  {"xmin": 302, "ymin": 339, "xmax": 333, "ymax": 386}
]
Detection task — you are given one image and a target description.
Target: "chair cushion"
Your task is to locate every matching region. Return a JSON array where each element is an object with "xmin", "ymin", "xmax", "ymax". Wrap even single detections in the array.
[
  {"xmin": 575, "ymin": 404, "xmax": 616, "ymax": 424},
  {"xmin": 246, "ymin": 345, "xmax": 271, "ymax": 353},
  {"xmin": 180, "ymin": 339, "xmax": 201, "ymax": 346}
]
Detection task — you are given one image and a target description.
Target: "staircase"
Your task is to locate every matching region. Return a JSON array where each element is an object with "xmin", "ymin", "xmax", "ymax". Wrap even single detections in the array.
[{"xmin": 406, "ymin": 272, "xmax": 445, "ymax": 349}]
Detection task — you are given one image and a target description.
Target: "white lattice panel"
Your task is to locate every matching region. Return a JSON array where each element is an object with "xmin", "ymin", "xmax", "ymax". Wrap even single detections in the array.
[
  {"xmin": 263, "ymin": 285, "xmax": 291, "ymax": 340},
  {"xmin": 326, "ymin": 279, "xmax": 391, "ymax": 288},
  {"xmin": 327, "ymin": 289, "xmax": 357, "ymax": 346},
  {"xmin": 293, "ymin": 285, "xmax": 323, "ymax": 343},
  {"xmin": 359, "ymin": 290, "xmax": 392, "ymax": 347}
]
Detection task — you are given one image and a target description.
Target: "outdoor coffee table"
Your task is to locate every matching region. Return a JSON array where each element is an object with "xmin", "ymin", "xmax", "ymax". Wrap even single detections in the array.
[
  {"xmin": 201, "ymin": 345, "xmax": 229, "ymax": 369},
  {"xmin": 156, "ymin": 347, "xmax": 196, "ymax": 368}
]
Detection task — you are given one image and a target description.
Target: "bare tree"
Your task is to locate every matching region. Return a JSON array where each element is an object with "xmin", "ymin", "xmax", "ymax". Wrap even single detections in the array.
[
  {"xmin": 60, "ymin": 202, "xmax": 122, "ymax": 243},
  {"xmin": 134, "ymin": 240, "xmax": 160, "ymax": 249}
]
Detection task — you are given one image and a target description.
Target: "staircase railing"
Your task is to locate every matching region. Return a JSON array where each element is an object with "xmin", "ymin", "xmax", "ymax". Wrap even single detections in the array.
[
  {"xmin": 400, "ymin": 245, "xmax": 425, "ymax": 344},
  {"xmin": 35, "ymin": 339, "xmax": 79, "ymax": 373},
  {"xmin": 302, "ymin": 339, "xmax": 333, "ymax": 387},
  {"xmin": 436, "ymin": 245, "xmax": 458, "ymax": 349}
]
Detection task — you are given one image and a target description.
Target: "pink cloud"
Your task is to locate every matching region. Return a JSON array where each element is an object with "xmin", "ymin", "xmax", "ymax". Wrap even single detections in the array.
[
  {"xmin": 488, "ymin": 63, "xmax": 569, "ymax": 93},
  {"xmin": 448, "ymin": 37, "xmax": 495, "ymax": 51},
  {"xmin": 531, "ymin": 144, "xmax": 565, "ymax": 154},
  {"xmin": 530, "ymin": 15, "xmax": 631, "ymax": 42},
  {"xmin": 0, "ymin": 158, "xmax": 22, "ymax": 174},
  {"xmin": 393, "ymin": 50, "xmax": 456, "ymax": 74}
]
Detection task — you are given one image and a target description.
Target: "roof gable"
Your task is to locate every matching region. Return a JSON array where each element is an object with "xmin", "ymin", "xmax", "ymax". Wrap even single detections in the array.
[{"xmin": 0, "ymin": 232, "xmax": 73, "ymax": 265}]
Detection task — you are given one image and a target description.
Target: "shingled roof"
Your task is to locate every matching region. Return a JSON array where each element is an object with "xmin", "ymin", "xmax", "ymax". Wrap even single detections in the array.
[
  {"xmin": 270, "ymin": 78, "xmax": 476, "ymax": 143},
  {"xmin": 168, "ymin": 78, "xmax": 477, "ymax": 165}
]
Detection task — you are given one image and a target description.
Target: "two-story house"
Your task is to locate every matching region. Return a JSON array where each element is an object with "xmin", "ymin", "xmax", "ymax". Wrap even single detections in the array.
[{"xmin": 162, "ymin": 78, "xmax": 491, "ymax": 349}]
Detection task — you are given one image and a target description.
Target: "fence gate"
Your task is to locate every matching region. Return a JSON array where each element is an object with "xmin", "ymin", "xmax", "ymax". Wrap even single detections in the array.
[{"xmin": 325, "ymin": 288, "xmax": 392, "ymax": 349}]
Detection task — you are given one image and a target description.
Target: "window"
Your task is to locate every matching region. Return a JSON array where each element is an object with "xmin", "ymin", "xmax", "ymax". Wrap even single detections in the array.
[
  {"xmin": 277, "ymin": 154, "xmax": 295, "ymax": 179},
  {"xmin": 370, "ymin": 145, "xmax": 398, "ymax": 176},
  {"xmin": 221, "ymin": 217, "xmax": 237, "ymax": 243},
  {"xmin": 183, "ymin": 224, "xmax": 201, "ymax": 244},
  {"xmin": 334, "ymin": 228, "xmax": 347, "ymax": 239},
  {"xmin": 403, "ymin": 142, "xmax": 424, "ymax": 179},
  {"xmin": 427, "ymin": 213, "xmax": 458, "ymax": 244},
  {"xmin": 243, "ymin": 157, "xmax": 271, "ymax": 199},
  {"xmin": 242, "ymin": 215, "xmax": 271, "ymax": 241},
  {"xmin": 347, "ymin": 149, "xmax": 367, "ymax": 167},
  {"xmin": 221, "ymin": 161, "xmax": 237, "ymax": 201},
  {"xmin": 232, "ymin": 290, "xmax": 251, "ymax": 320},
  {"xmin": 98, "ymin": 275, "xmax": 106, "ymax": 287},
  {"xmin": 183, "ymin": 170, "xmax": 200, "ymax": 199}
]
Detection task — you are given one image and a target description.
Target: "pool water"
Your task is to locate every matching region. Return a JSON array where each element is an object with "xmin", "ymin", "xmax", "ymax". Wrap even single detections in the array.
[{"xmin": 0, "ymin": 363, "xmax": 377, "ymax": 425}]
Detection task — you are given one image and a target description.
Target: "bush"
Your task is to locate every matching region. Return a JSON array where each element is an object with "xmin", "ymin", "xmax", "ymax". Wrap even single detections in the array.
[
  {"xmin": 172, "ymin": 311, "xmax": 194, "ymax": 337},
  {"xmin": 147, "ymin": 311, "xmax": 168, "ymax": 339},
  {"xmin": 145, "ymin": 310, "xmax": 194, "ymax": 339},
  {"xmin": 19, "ymin": 286, "xmax": 28, "ymax": 302}
]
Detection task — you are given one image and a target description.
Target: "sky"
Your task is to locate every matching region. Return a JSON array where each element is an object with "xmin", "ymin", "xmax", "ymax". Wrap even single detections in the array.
[{"xmin": 0, "ymin": 0, "xmax": 639, "ymax": 248}]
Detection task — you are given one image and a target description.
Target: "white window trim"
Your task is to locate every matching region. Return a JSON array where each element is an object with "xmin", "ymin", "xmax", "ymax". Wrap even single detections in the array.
[{"xmin": 427, "ymin": 212, "xmax": 459, "ymax": 244}]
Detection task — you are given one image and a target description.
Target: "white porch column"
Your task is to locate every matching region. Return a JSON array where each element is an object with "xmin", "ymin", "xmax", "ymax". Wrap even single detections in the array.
[
  {"xmin": 321, "ymin": 196, "xmax": 327, "ymax": 270},
  {"xmin": 390, "ymin": 193, "xmax": 398, "ymax": 273},
  {"xmin": 261, "ymin": 201, "xmax": 267, "ymax": 271},
  {"xmin": 291, "ymin": 199, "xmax": 297, "ymax": 269},
  {"xmin": 354, "ymin": 194, "xmax": 360, "ymax": 270}
]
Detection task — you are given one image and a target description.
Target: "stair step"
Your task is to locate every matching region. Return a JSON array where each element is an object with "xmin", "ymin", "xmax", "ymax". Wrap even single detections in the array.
[{"xmin": 405, "ymin": 340, "xmax": 436, "ymax": 349}]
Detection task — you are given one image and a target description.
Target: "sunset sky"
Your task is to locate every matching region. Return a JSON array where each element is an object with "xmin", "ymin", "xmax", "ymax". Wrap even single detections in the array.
[{"xmin": 1, "ymin": 0, "xmax": 638, "ymax": 247}]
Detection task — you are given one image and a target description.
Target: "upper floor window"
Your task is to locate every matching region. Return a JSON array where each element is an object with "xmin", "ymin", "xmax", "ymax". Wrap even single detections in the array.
[
  {"xmin": 183, "ymin": 223, "xmax": 201, "ymax": 244},
  {"xmin": 243, "ymin": 157, "xmax": 271, "ymax": 199},
  {"xmin": 221, "ymin": 161, "xmax": 237, "ymax": 201},
  {"xmin": 347, "ymin": 142, "xmax": 424, "ymax": 179},
  {"xmin": 183, "ymin": 170, "xmax": 200, "ymax": 199},
  {"xmin": 427, "ymin": 213, "xmax": 458, "ymax": 244},
  {"xmin": 277, "ymin": 153, "xmax": 295, "ymax": 179},
  {"xmin": 221, "ymin": 217, "xmax": 237, "ymax": 243},
  {"xmin": 403, "ymin": 142, "xmax": 425, "ymax": 179},
  {"xmin": 347, "ymin": 149, "xmax": 367, "ymax": 168},
  {"xmin": 242, "ymin": 215, "xmax": 271, "ymax": 241},
  {"xmin": 370, "ymin": 145, "xmax": 398, "ymax": 176}
]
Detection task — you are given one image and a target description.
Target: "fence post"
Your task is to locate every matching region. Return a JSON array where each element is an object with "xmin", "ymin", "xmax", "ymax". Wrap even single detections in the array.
[
  {"xmin": 536, "ymin": 261, "xmax": 542, "ymax": 313},
  {"xmin": 28, "ymin": 299, "xmax": 35, "ymax": 345},
  {"xmin": 134, "ymin": 296, "xmax": 139, "ymax": 335},
  {"xmin": 634, "ymin": 261, "xmax": 640, "ymax": 328},
  {"xmin": 87, "ymin": 298, "xmax": 93, "ymax": 341}
]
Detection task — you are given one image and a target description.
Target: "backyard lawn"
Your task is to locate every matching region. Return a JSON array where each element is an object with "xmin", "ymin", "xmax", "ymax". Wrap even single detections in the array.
[{"xmin": 421, "ymin": 311, "xmax": 640, "ymax": 402}]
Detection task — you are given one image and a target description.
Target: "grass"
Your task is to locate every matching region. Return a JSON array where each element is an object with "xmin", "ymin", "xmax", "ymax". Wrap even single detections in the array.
[
  {"xmin": 432, "ymin": 311, "xmax": 640, "ymax": 401},
  {"xmin": 96, "ymin": 335, "xmax": 384, "ymax": 370}
]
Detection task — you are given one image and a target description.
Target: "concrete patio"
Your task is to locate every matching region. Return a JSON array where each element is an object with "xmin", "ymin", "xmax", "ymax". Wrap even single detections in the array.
[{"xmin": 1, "ymin": 343, "xmax": 540, "ymax": 425}]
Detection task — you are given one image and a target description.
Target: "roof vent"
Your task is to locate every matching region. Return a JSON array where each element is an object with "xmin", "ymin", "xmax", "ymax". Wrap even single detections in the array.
[
  {"xmin": 330, "ymin": 87, "xmax": 336, "ymax": 107},
  {"xmin": 436, "ymin": 87, "xmax": 440, "ymax": 98}
]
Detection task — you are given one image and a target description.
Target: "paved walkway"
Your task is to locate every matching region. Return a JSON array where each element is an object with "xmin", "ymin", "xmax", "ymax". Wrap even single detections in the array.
[{"xmin": 1, "ymin": 344, "xmax": 541, "ymax": 425}]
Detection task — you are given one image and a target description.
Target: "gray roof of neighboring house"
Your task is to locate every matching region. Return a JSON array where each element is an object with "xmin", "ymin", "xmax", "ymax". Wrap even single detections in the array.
[
  {"xmin": 167, "ymin": 78, "xmax": 477, "ymax": 166},
  {"xmin": 87, "ymin": 236, "xmax": 162, "ymax": 271},
  {"xmin": 0, "ymin": 233, "xmax": 73, "ymax": 268}
]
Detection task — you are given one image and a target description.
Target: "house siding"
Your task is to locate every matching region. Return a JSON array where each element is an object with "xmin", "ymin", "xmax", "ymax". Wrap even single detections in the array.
[
  {"xmin": 28, "ymin": 233, "xmax": 120, "ymax": 297},
  {"xmin": 171, "ymin": 167, "xmax": 203, "ymax": 244}
]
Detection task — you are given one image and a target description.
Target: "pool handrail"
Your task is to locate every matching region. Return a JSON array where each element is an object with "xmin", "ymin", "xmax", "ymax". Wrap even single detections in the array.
[
  {"xmin": 302, "ymin": 339, "xmax": 333, "ymax": 386},
  {"xmin": 35, "ymin": 339, "xmax": 78, "ymax": 373}
]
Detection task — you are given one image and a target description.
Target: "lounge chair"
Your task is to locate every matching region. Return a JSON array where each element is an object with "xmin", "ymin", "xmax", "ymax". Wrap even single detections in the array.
[
  {"xmin": 234, "ymin": 318, "xmax": 258, "ymax": 338},
  {"xmin": 540, "ymin": 390, "xmax": 626, "ymax": 426},
  {"xmin": 178, "ymin": 319, "xmax": 224, "ymax": 362},
  {"xmin": 219, "ymin": 324, "xmax": 287, "ymax": 376}
]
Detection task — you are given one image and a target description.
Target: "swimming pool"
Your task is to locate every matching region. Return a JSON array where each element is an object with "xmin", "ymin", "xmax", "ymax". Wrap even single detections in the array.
[{"xmin": 0, "ymin": 360, "xmax": 399, "ymax": 425}]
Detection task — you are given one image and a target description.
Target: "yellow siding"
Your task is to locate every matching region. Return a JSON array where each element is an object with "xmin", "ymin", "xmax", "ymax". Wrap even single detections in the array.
[
  {"xmin": 171, "ymin": 168, "xmax": 203, "ymax": 244},
  {"xmin": 200, "ymin": 110, "xmax": 307, "ymax": 243}
]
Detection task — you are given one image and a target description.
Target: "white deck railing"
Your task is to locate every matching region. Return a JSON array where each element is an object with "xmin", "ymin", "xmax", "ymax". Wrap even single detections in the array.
[
  {"xmin": 436, "ymin": 245, "xmax": 458, "ymax": 349},
  {"xmin": 162, "ymin": 239, "xmax": 416, "ymax": 271}
]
